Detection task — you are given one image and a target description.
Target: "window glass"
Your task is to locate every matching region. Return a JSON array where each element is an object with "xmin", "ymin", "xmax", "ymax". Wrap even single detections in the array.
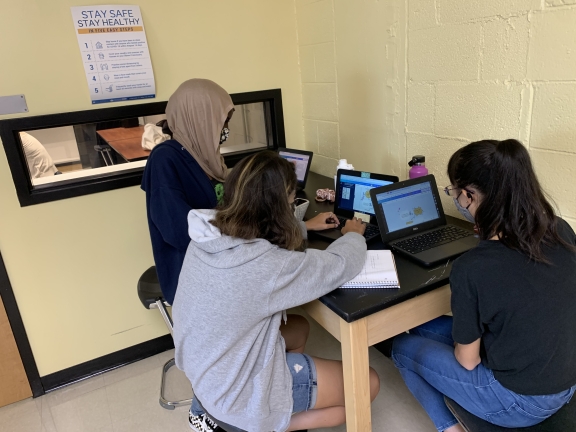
[
  {"xmin": 221, "ymin": 102, "xmax": 268, "ymax": 154},
  {"xmin": 1, "ymin": 89, "xmax": 284, "ymax": 206},
  {"xmin": 21, "ymin": 114, "xmax": 166, "ymax": 186},
  {"xmin": 20, "ymin": 102, "xmax": 269, "ymax": 186}
]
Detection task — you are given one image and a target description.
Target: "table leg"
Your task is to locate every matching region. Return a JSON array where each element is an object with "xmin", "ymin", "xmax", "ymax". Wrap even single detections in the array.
[{"xmin": 340, "ymin": 317, "xmax": 371, "ymax": 432}]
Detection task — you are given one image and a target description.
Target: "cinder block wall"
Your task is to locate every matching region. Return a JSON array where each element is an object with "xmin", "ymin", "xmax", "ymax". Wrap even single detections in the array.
[
  {"xmin": 294, "ymin": 0, "xmax": 407, "ymax": 179},
  {"xmin": 295, "ymin": 1, "xmax": 576, "ymax": 227},
  {"xmin": 408, "ymin": 1, "xmax": 576, "ymax": 224},
  {"xmin": 295, "ymin": 0, "xmax": 341, "ymax": 175}
]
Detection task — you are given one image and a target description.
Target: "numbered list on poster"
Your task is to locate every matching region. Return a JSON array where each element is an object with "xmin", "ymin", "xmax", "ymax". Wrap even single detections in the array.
[{"xmin": 71, "ymin": 5, "xmax": 156, "ymax": 104}]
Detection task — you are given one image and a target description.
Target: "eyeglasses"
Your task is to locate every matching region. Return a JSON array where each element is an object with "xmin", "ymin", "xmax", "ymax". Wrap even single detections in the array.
[{"xmin": 443, "ymin": 186, "xmax": 474, "ymax": 198}]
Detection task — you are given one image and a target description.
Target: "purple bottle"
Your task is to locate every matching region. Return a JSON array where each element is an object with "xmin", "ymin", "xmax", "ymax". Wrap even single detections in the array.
[{"xmin": 408, "ymin": 155, "xmax": 428, "ymax": 179}]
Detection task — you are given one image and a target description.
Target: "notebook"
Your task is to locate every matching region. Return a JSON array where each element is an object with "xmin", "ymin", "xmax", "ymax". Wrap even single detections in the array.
[
  {"xmin": 277, "ymin": 148, "xmax": 313, "ymax": 190},
  {"xmin": 313, "ymin": 169, "xmax": 399, "ymax": 242},
  {"xmin": 340, "ymin": 250, "xmax": 400, "ymax": 289},
  {"xmin": 369, "ymin": 174, "xmax": 478, "ymax": 267}
]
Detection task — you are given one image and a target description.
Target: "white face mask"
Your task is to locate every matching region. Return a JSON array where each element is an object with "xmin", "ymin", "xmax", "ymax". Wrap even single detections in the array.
[
  {"xmin": 219, "ymin": 127, "xmax": 230, "ymax": 145},
  {"xmin": 453, "ymin": 193, "xmax": 475, "ymax": 223}
]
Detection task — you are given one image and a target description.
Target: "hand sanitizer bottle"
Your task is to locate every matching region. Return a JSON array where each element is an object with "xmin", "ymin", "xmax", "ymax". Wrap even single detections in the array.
[{"xmin": 335, "ymin": 159, "xmax": 354, "ymax": 188}]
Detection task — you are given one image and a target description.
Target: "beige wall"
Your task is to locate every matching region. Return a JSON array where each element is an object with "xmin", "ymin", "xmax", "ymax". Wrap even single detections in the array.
[
  {"xmin": 0, "ymin": 0, "xmax": 303, "ymax": 376},
  {"xmin": 6, "ymin": 0, "xmax": 576, "ymax": 378},
  {"xmin": 406, "ymin": 0, "xmax": 576, "ymax": 225},
  {"xmin": 296, "ymin": 1, "xmax": 576, "ymax": 228},
  {"xmin": 295, "ymin": 0, "xmax": 407, "ymax": 179}
]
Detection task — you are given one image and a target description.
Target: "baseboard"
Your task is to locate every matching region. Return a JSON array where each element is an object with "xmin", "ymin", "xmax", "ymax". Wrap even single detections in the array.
[{"xmin": 40, "ymin": 334, "xmax": 174, "ymax": 394}]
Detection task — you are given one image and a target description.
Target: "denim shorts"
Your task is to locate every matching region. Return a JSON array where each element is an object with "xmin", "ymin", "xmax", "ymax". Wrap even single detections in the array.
[{"xmin": 286, "ymin": 352, "xmax": 318, "ymax": 413}]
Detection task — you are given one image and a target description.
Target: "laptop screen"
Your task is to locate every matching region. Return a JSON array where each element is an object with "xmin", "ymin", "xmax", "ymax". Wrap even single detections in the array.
[
  {"xmin": 338, "ymin": 174, "xmax": 395, "ymax": 215},
  {"xmin": 374, "ymin": 180, "xmax": 440, "ymax": 233},
  {"xmin": 278, "ymin": 150, "xmax": 310, "ymax": 182}
]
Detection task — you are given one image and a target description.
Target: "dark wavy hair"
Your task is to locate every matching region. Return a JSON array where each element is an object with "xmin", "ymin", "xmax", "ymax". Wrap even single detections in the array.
[
  {"xmin": 447, "ymin": 139, "xmax": 573, "ymax": 263},
  {"xmin": 211, "ymin": 150, "xmax": 304, "ymax": 251}
]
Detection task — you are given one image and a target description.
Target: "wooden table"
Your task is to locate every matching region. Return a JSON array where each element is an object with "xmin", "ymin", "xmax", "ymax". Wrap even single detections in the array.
[
  {"xmin": 96, "ymin": 126, "xmax": 150, "ymax": 162},
  {"xmin": 298, "ymin": 172, "xmax": 467, "ymax": 432},
  {"xmin": 301, "ymin": 287, "xmax": 451, "ymax": 432}
]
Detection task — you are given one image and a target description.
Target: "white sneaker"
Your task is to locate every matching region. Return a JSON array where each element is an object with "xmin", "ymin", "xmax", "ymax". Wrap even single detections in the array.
[{"xmin": 188, "ymin": 410, "xmax": 219, "ymax": 432}]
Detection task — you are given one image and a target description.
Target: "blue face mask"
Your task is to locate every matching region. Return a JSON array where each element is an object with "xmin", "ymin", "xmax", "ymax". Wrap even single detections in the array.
[{"xmin": 453, "ymin": 195, "xmax": 475, "ymax": 223}]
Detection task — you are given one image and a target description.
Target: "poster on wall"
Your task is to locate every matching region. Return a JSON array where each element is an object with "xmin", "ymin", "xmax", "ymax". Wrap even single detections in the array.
[{"xmin": 71, "ymin": 5, "xmax": 156, "ymax": 104}]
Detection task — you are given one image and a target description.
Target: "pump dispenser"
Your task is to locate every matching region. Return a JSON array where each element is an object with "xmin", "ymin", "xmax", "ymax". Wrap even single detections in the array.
[
  {"xmin": 335, "ymin": 159, "xmax": 354, "ymax": 188},
  {"xmin": 408, "ymin": 155, "xmax": 428, "ymax": 179}
]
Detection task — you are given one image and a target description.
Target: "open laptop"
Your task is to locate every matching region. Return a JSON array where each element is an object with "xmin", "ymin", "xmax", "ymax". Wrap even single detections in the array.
[
  {"xmin": 370, "ymin": 174, "xmax": 478, "ymax": 266},
  {"xmin": 313, "ymin": 169, "xmax": 399, "ymax": 242},
  {"xmin": 278, "ymin": 148, "xmax": 313, "ymax": 190}
]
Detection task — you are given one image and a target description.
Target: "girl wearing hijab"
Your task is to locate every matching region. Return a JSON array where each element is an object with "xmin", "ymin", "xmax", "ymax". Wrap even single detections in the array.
[
  {"xmin": 142, "ymin": 79, "xmax": 341, "ymax": 432},
  {"xmin": 142, "ymin": 79, "xmax": 234, "ymax": 307}
]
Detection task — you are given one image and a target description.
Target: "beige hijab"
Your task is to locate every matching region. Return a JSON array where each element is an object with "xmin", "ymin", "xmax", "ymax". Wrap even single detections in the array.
[{"xmin": 166, "ymin": 79, "xmax": 234, "ymax": 182}]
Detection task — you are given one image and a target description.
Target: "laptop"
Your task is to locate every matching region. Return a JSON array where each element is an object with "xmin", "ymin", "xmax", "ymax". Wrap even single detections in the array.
[
  {"xmin": 278, "ymin": 148, "xmax": 313, "ymax": 190},
  {"xmin": 313, "ymin": 169, "xmax": 399, "ymax": 242},
  {"xmin": 370, "ymin": 174, "xmax": 478, "ymax": 267}
]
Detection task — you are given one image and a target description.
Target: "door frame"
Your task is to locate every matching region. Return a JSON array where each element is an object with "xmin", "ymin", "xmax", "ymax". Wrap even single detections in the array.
[{"xmin": 0, "ymin": 251, "xmax": 43, "ymax": 397}]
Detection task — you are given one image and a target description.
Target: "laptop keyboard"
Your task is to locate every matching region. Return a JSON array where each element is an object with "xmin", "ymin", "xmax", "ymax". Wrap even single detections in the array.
[
  {"xmin": 394, "ymin": 226, "xmax": 472, "ymax": 254},
  {"xmin": 337, "ymin": 217, "xmax": 380, "ymax": 240}
]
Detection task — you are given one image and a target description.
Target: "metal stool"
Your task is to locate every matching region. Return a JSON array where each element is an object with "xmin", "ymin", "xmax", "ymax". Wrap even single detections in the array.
[
  {"xmin": 137, "ymin": 266, "xmax": 192, "ymax": 410},
  {"xmin": 444, "ymin": 396, "xmax": 576, "ymax": 432}
]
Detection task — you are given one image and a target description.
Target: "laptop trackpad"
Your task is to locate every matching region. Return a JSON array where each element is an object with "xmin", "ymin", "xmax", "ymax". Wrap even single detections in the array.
[{"xmin": 416, "ymin": 236, "xmax": 479, "ymax": 266}]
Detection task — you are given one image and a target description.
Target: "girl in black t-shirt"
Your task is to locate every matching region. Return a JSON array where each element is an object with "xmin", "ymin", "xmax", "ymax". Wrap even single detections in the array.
[{"xmin": 391, "ymin": 139, "xmax": 576, "ymax": 432}]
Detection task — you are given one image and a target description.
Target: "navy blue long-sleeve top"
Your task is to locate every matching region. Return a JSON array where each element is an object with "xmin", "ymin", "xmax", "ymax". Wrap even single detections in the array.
[{"xmin": 141, "ymin": 140, "xmax": 218, "ymax": 304}]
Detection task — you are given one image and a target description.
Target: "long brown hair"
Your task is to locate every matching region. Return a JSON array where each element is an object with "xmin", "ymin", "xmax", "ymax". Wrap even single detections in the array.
[
  {"xmin": 211, "ymin": 151, "xmax": 304, "ymax": 250},
  {"xmin": 447, "ymin": 139, "xmax": 573, "ymax": 263}
]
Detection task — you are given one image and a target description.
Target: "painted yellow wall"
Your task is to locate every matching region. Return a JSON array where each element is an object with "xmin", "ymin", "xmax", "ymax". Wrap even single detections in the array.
[
  {"xmin": 406, "ymin": 1, "xmax": 576, "ymax": 225},
  {"xmin": 295, "ymin": 0, "xmax": 407, "ymax": 179},
  {"xmin": 0, "ymin": 0, "xmax": 303, "ymax": 376},
  {"xmin": 296, "ymin": 1, "xmax": 576, "ymax": 227}
]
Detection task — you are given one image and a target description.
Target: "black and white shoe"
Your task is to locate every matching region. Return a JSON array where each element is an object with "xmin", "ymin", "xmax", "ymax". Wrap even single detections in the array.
[{"xmin": 188, "ymin": 410, "xmax": 219, "ymax": 432}]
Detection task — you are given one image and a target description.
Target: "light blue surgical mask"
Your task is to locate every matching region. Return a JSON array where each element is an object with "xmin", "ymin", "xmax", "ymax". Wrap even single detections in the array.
[{"xmin": 453, "ymin": 195, "xmax": 475, "ymax": 223}]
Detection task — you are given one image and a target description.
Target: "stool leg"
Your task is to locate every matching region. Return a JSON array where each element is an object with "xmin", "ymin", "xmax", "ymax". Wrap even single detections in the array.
[
  {"xmin": 153, "ymin": 301, "xmax": 191, "ymax": 409},
  {"xmin": 155, "ymin": 299, "xmax": 174, "ymax": 336},
  {"xmin": 159, "ymin": 358, "xmax": 193, "ymax": 410}
]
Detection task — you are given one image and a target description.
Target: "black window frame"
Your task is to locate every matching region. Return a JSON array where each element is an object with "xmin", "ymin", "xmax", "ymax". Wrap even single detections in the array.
[{"xmin": 1, "ymin": 89, "xmax": 285, "ymax": 207}]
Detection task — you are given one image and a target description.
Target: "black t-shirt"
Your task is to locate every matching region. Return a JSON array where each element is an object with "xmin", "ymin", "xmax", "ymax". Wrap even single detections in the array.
[{"xmin": 451, "ymin": 218, "xmax": 576, "ymax": 395}]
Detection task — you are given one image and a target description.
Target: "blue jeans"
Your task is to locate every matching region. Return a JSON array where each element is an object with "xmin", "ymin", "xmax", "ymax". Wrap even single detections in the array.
[
  {"xmin": 191, "ymin": 353, "xmax": 318, "ymax": 416},
  {"xmin": 391, "ymin": 316, "xmax": 576, "ymax": 431}
]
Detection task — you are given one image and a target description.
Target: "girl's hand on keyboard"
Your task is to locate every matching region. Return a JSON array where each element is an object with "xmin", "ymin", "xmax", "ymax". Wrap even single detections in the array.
[
  {"xmin": 342, "ymin": 218, "xmax": 366, "ymax": 236},
  {"xmin": 304, "ymin": 212, "xmax": 340, "ymax": 231}
]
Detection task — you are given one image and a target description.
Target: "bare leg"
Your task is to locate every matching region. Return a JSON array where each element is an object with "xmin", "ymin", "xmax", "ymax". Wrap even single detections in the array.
[
  {"xmin": 445, "ymin": 425, "xmax": 465, "ymax": 432},
  {"xmin": 280, "ymin": 314, "xmax": 310, "ymax": 353},
  {"xmin": 287, "ymin": 357, "xmax": 380, "ymax": 431}
]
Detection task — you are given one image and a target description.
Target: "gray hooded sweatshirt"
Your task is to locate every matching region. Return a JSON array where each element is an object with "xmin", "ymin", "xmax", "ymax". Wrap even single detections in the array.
[{"xmin": 173, "ymin": 209, "xmax": 366, "ymax": 432}]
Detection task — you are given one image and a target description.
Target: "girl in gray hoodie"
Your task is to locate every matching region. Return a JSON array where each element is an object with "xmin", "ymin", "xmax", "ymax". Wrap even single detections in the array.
[{"xmin": 173, "ymin": 151, "xmax": 380, "ymax": 432}]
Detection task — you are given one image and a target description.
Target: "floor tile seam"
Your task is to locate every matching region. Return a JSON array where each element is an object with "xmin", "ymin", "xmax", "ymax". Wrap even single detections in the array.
[
  {"xmin": 45, "ymin": 377, "xmax": 107, "ymax": 410},
  {"xmin": 103, "ymin": 376, "xmax": 163, "ymax": 425},
  {"xmin": 38, "ymin": 399, "xmax": 58, "ymax": 432},
  {"xmin": 95, "ymin": 385, "xmax": 117, "ymax": 430},
  {"xmin": 369, "ymin": 396, "xmax": 405, "ymax": 415}
]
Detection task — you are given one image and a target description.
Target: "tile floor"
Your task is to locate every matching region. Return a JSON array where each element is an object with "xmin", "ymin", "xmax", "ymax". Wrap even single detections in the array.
[{"xmin": 0, "ymin": 314, "xmax": 436, "ymax": 432}]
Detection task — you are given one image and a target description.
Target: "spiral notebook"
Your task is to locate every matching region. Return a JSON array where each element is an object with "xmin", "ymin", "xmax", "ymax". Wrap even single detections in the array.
[{"xmin": 340, "ymin": 250, "xmax": 400, "ymax": 289}]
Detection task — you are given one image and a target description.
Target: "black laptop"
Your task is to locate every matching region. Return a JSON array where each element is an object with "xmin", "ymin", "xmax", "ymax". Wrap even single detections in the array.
[
  {"xmin": 313, "ymin": 169, "xmax": 399, "ymax": 242},
  {"xmin": 278, "ymin": 148, "xmax": 313, "ymax": 190},
  {"xmin": 370, "ymin": 174, "xmax": 478, "ymax": 266}
]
